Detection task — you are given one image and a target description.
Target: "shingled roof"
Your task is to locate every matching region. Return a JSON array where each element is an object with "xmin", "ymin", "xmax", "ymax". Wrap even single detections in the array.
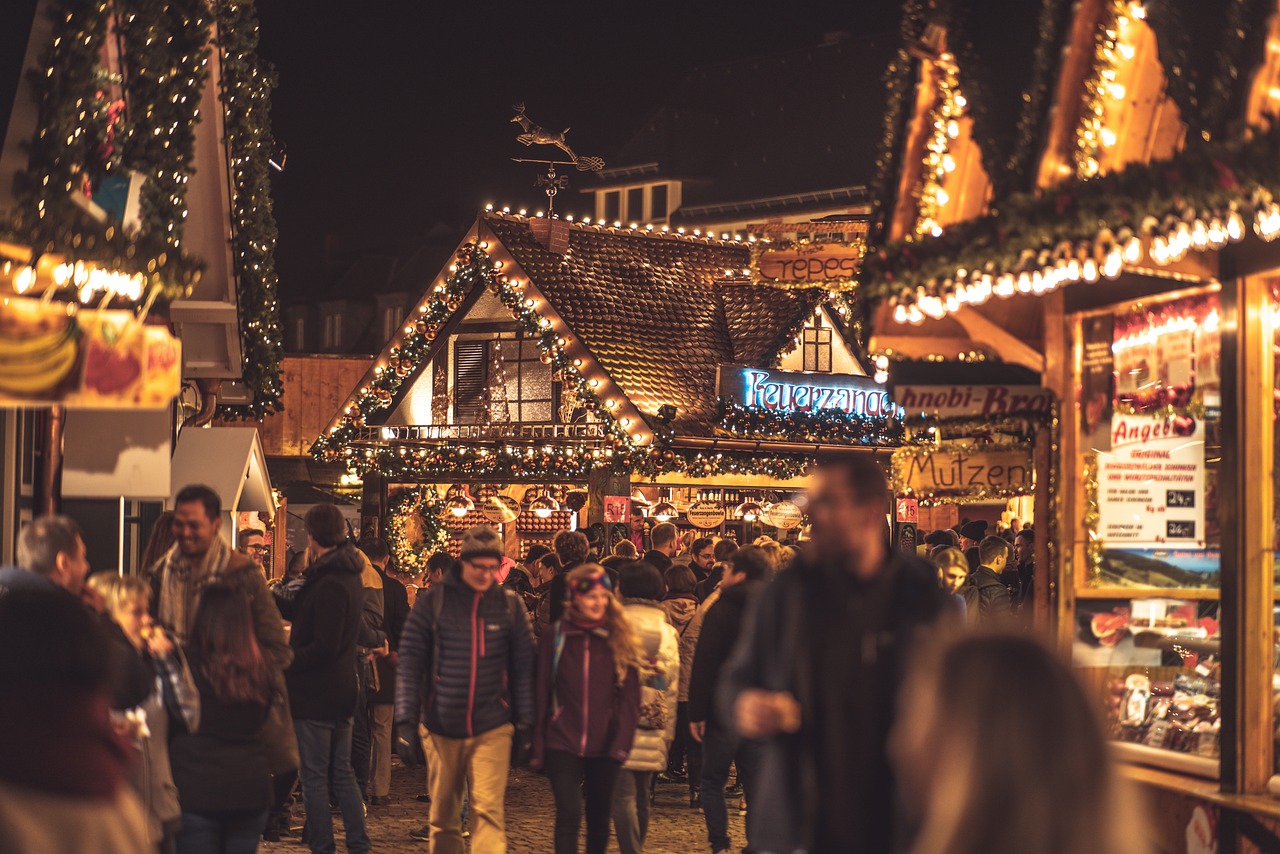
[{"xmin": 481, "ymin": 213, "xmax": 824, "ymax": 435}]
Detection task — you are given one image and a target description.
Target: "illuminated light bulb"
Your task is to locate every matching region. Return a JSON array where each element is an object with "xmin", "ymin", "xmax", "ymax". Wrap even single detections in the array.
[
  {"xmin": 1228, "ymin": 211, "xmax": 1245, "ymax": 240},
  {"xmin": 1016, "ymin": 273, "xmax": 1033, "ymax": 294},
  {"xmin": 1207, "ymin": 220, "xmax": 1225, "ymax": 245},
  {"xmin": 954, "ymin": 94, "xmax": 967, "ymax": 109},
  {"xmin": 1107, "ymin": 83, "xmax": 1126, "ymax": 100},
  {"xmin": 942, "ymin": 154, "xmax": 956, "ymax": 173},
  {"xmin": 946, "ymin": 120, "xmax": 960, "ymax": 139},
  {"xmin": 485, "ymin": 203, "xmax": 493, "ymax": 210},
  {"xmin": 1031, "ymin": 271, "xmax": 1047, "ymax": 294},
  {"xmin": 621, "ymin": 417, "xmax": 632, "ymax": 426},
  {"xmin": 518, "ymin": 209, "xmax": 527, "ymax": 216},
  {"xmin": 1083, "ymin": 258, "xmax": 1099, "ymax": 282},
  {"xmin": 606, "ymin": 399, "xmax": 617, "ymax": 409},
  {"xmin": 944, "ymin": 294, "xmax": 960, "ymax": 313},
  {"xmin": 1129, "ymin": 3, "xmax": 1145, "ymax": 19},
  {"xmin": 52, "ymin": 263, "xmax": 72, "ymax": 286},
  {"xmin": 907, "ymin": 305, "xmax": 925, "ymax": 325},
  {"xmin": 930, "ymin": 224, "xmax": 943, "ymax": 238},
  {"xmin": 1066, "ymin": 259, "xmax": 1081, "ymax": 281},
  {"xmin": 1100, "ymin": 128, "xmax": 1117, "ymax": 148},
  {"xmin": 13, "ymin": 266, "xmax": 36, "ymax": 294},
  {"xmin": 995, "ymin": 275, "xmax": 1015, "ymax": 297},
  {"xmin": 589, "ymin": 379, "xmax": 599, "ymax": 388},
  {"xmin": 1123, "ymin": 237, "xmax": 1142, "ymax": 263},
  {"xmin": 404, "ymin": 326, "xmax": 413, "ymax": 335},
  {"xmin": 572, "ymin": 358, "xmax": 582, "ymax": 367},
  {"xmin": 874, "ymin": 370, "xmax": 889, "ymax": 383},
  {"xmin": 1191, "ymin": 220, "xmax": 1208, "ymax": 248},
  {"xmin": 1102, "ymin": 250, "xmax": 1123, "ymax": 278},
  {"xmin": 893, "ymin": 303, "xmax": 908, "ymax": 324},
  {"xmin": 935, "ymin": 188, "xmax": 950, "ymax": 206},
  {"xmin": 1118, "ymin": 43, "xmax": 1136, "ymax": 60}
]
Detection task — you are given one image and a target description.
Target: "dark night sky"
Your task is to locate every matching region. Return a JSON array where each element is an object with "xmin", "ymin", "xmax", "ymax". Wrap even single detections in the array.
[
  {"xmin": 255, "ymin": 1, "xmax": 904, "ymax": 298},
  {"xmin": 0, "ymin": 1, "xmax": 906, "ymax": 300}
]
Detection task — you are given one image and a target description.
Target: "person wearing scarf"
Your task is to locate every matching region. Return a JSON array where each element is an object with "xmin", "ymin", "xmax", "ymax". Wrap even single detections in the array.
[{"xmin": 532, "ymin": 565, "xmax": 641, "ymax": 854}]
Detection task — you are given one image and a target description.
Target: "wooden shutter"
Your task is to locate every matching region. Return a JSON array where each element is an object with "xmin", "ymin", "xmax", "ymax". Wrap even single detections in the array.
[{"xmin": 453, "ymin": 339, "xmax": 489, "ymax": 423}]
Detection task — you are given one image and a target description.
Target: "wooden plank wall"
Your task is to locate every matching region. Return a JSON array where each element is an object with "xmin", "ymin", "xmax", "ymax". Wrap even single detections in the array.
[{"xmin": 216, "ymin": 355, "xmax": 373, "ymax": 457}]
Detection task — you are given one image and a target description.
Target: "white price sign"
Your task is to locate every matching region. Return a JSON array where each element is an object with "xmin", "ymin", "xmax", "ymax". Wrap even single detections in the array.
[{"xmin": 1097, "ymin": 414, "xmax": 1205, "ymax": 548}]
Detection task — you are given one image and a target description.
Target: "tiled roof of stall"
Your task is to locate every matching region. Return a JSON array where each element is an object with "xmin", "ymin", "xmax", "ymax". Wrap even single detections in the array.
[{"xmin": 482, "ymin": 213, "xmax": 823, "ymax": 434}]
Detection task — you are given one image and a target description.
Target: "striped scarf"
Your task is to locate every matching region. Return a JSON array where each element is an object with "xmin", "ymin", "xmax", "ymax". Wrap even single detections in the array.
[{"xmin": 156, "ymin": 536, "xmax": 232, "ymax": 643}]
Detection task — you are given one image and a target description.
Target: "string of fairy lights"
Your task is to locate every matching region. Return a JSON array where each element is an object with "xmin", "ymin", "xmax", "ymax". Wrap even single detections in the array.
[
  {"xmin": 1076, "ymin": 0, "xmax": 1143, "ymax": 179},
  {"xmin": 914, "ymin": 59, "xmax": 969, "ymax": 240}
]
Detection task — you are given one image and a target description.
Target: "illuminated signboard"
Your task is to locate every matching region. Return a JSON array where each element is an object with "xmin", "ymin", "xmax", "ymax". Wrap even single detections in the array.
[{"xmin": 716, "ymin": 365, "xmax": 891, "ymax": 416}]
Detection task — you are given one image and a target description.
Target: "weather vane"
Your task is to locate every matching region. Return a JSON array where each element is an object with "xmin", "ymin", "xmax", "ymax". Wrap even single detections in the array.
[{"xmin": 510, "ymin": 102, "xmax": 604, "ymax": 215}]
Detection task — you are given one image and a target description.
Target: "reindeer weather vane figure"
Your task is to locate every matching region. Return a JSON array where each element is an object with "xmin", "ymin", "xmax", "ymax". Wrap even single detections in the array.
[{"xmin": 509, "ymin": 102, "xmax": 605, "ymax": 216}]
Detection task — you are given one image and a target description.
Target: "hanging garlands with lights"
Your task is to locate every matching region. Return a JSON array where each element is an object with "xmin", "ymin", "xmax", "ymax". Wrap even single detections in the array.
[
  {"xmin": 914, "ymin": 62, "xmax": 969, "ymax": 239},
  {"xmin": 386, "ymin": 486, "xmax": 449, "ymax": 577},
  {"xmin": 717, "ymin": 398, "xmax": 906, "ymax": 446},
  {"xmin": 213, "ymin": 0, "xmax": 284, "ymax": 417},
  {"xmin": 1076, "ymin": 0, "xmax": 1135, "ymax": 179},
  {"xmin": 862, "ymin": 125, "xmax": 1280, "ymax": 319}
]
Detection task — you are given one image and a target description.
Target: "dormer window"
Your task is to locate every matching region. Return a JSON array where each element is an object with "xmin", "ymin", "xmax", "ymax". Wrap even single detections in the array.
[
  {"xmin": 802, "ymin": 326, "xmax": 833, "ymax": 372},
  {"xmin": 650, "ymin": 184, "xmax": 668, "ymax": 220}
]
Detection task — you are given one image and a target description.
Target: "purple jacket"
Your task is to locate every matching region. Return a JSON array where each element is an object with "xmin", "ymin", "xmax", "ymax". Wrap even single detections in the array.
[{"xmin": 533, "ymin": 619, "xmax": 640, "ymax": 767}]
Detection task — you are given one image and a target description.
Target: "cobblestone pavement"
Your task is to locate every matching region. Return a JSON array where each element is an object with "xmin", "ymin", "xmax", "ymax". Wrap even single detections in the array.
[{"xmin": 262, "ymin": 761, "xmax": 744, "ymax": 853}]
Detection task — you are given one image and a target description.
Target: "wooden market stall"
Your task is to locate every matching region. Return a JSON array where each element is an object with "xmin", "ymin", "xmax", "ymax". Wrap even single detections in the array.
[
  {"xmin": 863, "ymin": 0, "xmax": 1280, "ymax": 848},
  {"xmin": 311, "ymin": 212, "xmax": 905, "ymax": 575}
]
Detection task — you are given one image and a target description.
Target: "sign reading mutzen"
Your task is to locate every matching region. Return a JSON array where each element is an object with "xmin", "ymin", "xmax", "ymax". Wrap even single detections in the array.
[{"xmin": 717, "ymin": 365, "xmax": 892, "ymax": 416}]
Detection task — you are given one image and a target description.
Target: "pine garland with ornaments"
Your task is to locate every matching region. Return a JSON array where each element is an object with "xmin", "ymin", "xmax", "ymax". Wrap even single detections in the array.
[
  {"xmin": 717, "ymin": 398, "xmax": 906, "ymax": 446},
  {"xmin": 386, "ymin": 486, "xmax": 449, "ymax": 577},
  {"xmin": 213, "ymin": 0, "xmax": 284, "ymax": 418},
  {"xmin": 863, "ymin": 126, "xmax": 1280, "ymax": 321}
]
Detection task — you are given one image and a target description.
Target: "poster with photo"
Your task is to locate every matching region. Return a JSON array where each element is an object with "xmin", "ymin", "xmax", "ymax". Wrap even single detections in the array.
[
  {"xmin": 1081, "ymin": 314, "xmax": 1115, "ymax": 450},
  {"xmin": 1098, "ymin": 414, "xmax": 1206, "ymax": 549}
]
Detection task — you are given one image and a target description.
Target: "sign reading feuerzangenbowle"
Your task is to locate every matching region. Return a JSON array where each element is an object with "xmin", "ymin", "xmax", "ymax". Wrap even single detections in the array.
[{"xmin": 717, "ymin": 365, "xmax": 892, "ymax": 417}]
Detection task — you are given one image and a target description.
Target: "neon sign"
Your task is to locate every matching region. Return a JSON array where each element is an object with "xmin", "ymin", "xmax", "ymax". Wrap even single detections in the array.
[{"xmin": 717, "ymin": 365, "xmax": 891, "ymax": 416}]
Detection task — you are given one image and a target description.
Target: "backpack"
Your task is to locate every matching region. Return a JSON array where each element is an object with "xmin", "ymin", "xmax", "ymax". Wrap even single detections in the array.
[{"xmin": 962, "ymin": 570, "xmax": 1007, "ymax": 625}]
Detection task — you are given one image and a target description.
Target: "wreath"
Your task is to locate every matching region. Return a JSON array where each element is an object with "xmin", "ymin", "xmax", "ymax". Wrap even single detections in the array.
[{"xmin": 386, "ymin": 486, "xmax": 448, "ymax": 578}]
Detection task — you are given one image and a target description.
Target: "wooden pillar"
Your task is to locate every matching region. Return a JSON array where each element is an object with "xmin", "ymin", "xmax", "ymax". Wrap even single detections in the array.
[
  {"xmin": 1217, "ymin": 266, "xmax": 1275, "ymax": 796},
  {"xmin": 1040, "ymin": 290, "xmax": 1074, "ymax": 646}
]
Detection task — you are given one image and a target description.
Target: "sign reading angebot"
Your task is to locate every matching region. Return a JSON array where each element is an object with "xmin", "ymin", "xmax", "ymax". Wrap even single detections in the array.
[
  {"xmin": 686, "ymin": 501, "xmax": 726, "ymax": 530},
  {"xmin": 1097, "ymin": 414, "xmax": 1205, "ymax": 548}
]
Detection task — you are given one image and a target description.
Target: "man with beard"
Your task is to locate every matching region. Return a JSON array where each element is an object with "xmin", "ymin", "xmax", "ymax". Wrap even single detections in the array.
[{"xmin": 721, "ymin": 457, "xmax": 957, "ymax": 853}]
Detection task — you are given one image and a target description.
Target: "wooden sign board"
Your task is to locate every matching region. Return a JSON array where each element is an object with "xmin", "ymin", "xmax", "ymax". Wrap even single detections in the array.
[
  {"xmin": 755, "ymin": 243, "xmax": 863, "ymax": 285},
  {"xmin": 893, "ymin": 445, "xmax": 1034, "ymax": 500}
]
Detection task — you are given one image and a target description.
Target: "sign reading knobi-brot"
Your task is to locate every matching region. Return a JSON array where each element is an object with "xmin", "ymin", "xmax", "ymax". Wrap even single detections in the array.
[
  {"xmin": 1097, "ymin": 414, "xmax": 1205, "ymax": 548},
  {"xmin": 717, "ymin": 366, "xmax": 892, "ymax": 417},
  {"xmin": 895, "ymin": 385, "xmax": 1054, "ymax": 418}
]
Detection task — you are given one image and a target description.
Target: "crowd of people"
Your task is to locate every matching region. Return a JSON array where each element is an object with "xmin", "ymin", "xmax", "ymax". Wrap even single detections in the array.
[{"xmin": 0, "ymin": 461, "xmax": 1147, "ymax": 854}]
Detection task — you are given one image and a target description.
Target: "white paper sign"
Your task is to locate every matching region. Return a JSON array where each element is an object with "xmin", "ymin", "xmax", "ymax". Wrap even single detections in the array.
[{"xmin": 1097, "ymin": 414, "xmax": 1205, "ymax": 547}]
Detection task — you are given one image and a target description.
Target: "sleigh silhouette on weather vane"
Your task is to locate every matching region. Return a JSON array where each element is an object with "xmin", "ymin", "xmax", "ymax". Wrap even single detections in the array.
[{"xmin": 511, "ymin": 102, "xmax": 605, "ymax": 172}]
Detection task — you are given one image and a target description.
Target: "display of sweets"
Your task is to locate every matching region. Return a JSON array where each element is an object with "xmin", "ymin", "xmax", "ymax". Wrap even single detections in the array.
[{"xmin": 1108, "ymin": 672, "xmax": 1221, "ymax": 758}]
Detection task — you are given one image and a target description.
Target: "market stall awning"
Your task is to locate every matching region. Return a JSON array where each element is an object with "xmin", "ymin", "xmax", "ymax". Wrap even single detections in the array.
[{"xmin": 170, "ymin": 426, "xmax": 275, "ymax": 515}]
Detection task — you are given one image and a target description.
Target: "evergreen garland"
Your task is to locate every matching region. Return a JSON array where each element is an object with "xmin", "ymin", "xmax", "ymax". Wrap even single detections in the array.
[
  {"xmin": 213, "ymin": 0, "xmax": 284, "ymax": 417},
  {"xmin": 117, "ymin": 0, "xmax": 212, "ymax": 251}
]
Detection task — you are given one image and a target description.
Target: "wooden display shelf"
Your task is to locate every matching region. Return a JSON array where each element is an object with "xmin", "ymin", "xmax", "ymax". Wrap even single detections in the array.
[{"xmin": 1075, "ymin": 586, "xmax": 1220, "ymax": 600}]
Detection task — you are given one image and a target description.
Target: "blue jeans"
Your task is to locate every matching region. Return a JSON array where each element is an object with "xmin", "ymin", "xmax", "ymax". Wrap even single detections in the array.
[
  {"xmin": 295, "ymin": 718, "xmax": 371, "ymax": 854},
  {"xmin": 175, "ymin": 810, "xmax": 267, "ymax": 854},
  {"xmin": 700, "ymin": 724, "xmax": 762, "ymax": 853}
]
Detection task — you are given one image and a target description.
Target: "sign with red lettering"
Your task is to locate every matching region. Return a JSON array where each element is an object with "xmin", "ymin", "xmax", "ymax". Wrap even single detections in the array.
[
  {"xmin": 717, "ymin": 365, "xmax": 893, "ymax": 418},
  {"xmin": 894, "ymin": 385, "xmax": 1053, "ymax": 419},
  {"xmin": 603, "ymin": 495, "xmax": 630, "ymax": 524},
  {"xmin": 895, "ymin": 498, "xmax": 918, "ymax": 524},
  {"xmin": 1097, "ymin": 414, "xmax": 1205, "ymax": 548}
]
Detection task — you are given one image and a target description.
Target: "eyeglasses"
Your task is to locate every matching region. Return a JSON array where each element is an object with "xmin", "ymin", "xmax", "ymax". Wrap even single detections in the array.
[
  {"xmin": 695, "ymin": 552, "xmax": 714, "ymax": 561},
  {"xmin": 244, "ymin": 545, "xmax": 267, "ymax": 554},
  {"xmin": 572, "ymin": 573, "xmax": 613, "ymax": 594}
]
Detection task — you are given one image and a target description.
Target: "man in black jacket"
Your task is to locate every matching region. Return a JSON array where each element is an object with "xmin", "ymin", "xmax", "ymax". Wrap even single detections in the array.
[
  {"xmin": 688, "ymin": 545, "xmax": 774, "ymax": 854},
  {"xmin": 394, "ymin": 525, "xmax": 535, "ymax": 854},
  {"xmin": 963, "ymin": 535, "xmax": 1015, "ymax": 628},
  {"xmin": 721, "ymin": 457, "xmax": 957, "ymax": 854},
  {"xmin": 282, "ymin": 505, "xmax": 370, "ymax": 854},
  {"xmin": 643, "ymin": 522, "xmax": 677, "ymax": 574}
]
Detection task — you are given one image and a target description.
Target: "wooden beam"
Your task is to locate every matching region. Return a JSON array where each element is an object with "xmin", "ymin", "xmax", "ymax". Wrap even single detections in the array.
[
  {"xmin": 1217, "ymin": 262, "xmax": 1275, "ymax": 796},
  {"xmin": 950, "ymin": 309, "xmax": 1046, "ymax": 373},
  {"xmin": 1040, "ymin": 290, "xmax": 1074, "ymax": 647}
]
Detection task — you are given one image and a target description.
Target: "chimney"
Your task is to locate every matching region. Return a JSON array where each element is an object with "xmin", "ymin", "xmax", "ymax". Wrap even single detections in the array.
[{"xmin": 530, "ymin": 218, "xmax": 570, "ymax": 253}]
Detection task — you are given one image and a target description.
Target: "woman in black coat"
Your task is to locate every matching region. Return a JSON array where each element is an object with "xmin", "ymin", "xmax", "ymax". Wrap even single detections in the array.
[{"xmin": 170, "ymin": 582, "xmax": 274, "ymax": 853}]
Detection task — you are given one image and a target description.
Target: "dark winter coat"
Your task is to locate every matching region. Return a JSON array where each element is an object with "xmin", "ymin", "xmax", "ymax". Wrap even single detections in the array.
[
  {"xmin": 394, "ymin": 571, "xmax": 536, "ymax": 739},
  {"xmin": 169, "ymin": 648, "xmax": 273, "ymax": 814},
  {"xmin": 370, "ymin": 566, "xmax": 410, "ymax": 706},
  {"xmin": 718, "ymin": 553, "xmax": 955, "ymax": 854},
  {"xmin": 532, "ymin": 619, "xmax": 640, "ymax": 766},
  {"xmin": 687, "ymin": 580, "xmax": 761, "ymax": 729},
  {"xmin": 281, "ymin": 544, "xmax": 366, "ymax": 721},
  {"xmin": 962, "ymin": 565, "xmax": 1014, "ymax": 628},
  {"xmin": 642, "ymin": 550, "xmax": 673, "ymax": 574}
]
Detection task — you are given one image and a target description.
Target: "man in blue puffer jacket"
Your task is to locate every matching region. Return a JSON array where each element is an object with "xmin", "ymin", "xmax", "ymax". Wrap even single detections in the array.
[{"xmin": 394, "ymin": 525, "xmax": 535, "ymax": 854}]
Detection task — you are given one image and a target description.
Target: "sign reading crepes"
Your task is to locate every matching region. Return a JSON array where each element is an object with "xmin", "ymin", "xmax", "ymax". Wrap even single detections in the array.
[
  {"xmin": 894, "ymin": 385, "xmax": 1054, "ymax": 418},
  {"xmin": 718, "ymin": 365, "xmax": 892, "ymax": 417},
  {"xmin": 892, "ymin": 444, "xmax": 1034, "ymax": 501},
  {"xmin": 755, "ymin": 244, "xmax": 863, "ymax": 285}
]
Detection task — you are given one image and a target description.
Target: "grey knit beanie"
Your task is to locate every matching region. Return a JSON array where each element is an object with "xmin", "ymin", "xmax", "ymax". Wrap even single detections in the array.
[{"xmin": 460, "ymin": 525, "xmax": 504, "ymax": 561}]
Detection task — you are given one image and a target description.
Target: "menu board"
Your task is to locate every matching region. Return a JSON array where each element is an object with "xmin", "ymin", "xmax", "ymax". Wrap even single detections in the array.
[{"xmin": 1097, "ymin": 414, "xmax": 1206, "ymax": 548}]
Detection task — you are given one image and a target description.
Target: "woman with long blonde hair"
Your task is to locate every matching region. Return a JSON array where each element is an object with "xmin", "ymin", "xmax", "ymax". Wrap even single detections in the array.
[
  {"xmin": 890, "ymin": 634, "xmax": 1149, "ymax": 854},
  {"xmin": 532, "ymin": 564, "xmax": 641, "ymax": 854}
]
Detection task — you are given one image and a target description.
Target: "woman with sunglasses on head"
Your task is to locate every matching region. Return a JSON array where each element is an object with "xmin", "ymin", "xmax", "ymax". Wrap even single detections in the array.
[{"xmin": 532, "ymin": 564, "xmax": 641, "ymax": 854}]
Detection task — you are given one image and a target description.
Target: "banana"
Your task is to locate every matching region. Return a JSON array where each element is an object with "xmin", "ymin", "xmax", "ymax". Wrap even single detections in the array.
[
  {"xmin": 0, "ymin": 336, "xmax": 79, "ymax": 395},
  {"xmin": 0, "ymin": 322, "xmax": 76, "ymax": 361}
]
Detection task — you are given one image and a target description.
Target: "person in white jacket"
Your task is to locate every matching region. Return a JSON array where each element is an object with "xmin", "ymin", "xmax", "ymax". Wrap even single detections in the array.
[{"xmin": 611, "ymin": 561, "xmax": 680, "ymax": 854}]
